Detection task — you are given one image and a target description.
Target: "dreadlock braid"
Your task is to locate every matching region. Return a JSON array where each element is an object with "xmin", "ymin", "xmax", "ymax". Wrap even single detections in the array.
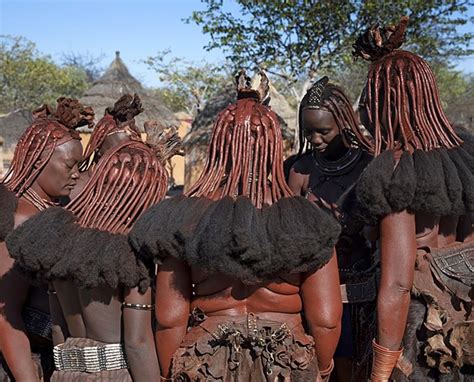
[
  {"xmin": 298, "ymin": 79, "xmax": 368, "ymax": 156},
  {"xmin": 80, "ymin": 93, "xmax": 143, "ymax": 171},
  {"xmin": 352, "ymin": 16, "xmax": 461, "ymax": 156},
  {"xmin": 1, "ymin": 98, "xmax": 93, "ymax": 196},
  {"xmin": 186, "ymin": 71, "xmax": 293, "ymax": 208},
  {"xmin": 67, "ymin": 140, "xmax": 169, "ymax": 234}
]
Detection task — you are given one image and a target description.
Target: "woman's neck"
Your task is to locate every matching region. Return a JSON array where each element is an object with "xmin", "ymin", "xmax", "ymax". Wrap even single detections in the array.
[
  {"xmin": 318, "ymin": 136, "xmax": 349, "ymax": 162},
  {"xmin": 29, "ymin": 183, "xmax": 54, "ymax": 203}
]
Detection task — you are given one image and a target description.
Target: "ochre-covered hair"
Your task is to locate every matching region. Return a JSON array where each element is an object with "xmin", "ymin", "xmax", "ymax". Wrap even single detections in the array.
[
  {"xmin": 186, "ymin": 70, "xmax": 293, "ymax": 208},
  {"xmin": 67, "ymin": 129, "xmax": 180, "ymax": 234},
  {"xmin": 298, "ymin": 77, "xmax": 367, "ymax": 155},
  {"xmin": 1, "ymin": 98, "xmax": 94, "ymax": 196},
  {"xmin": 352, "ymin": 16, "xmax": 461, "ymax": 156},
  {"xmin": 80, "ymin": 93, "xmax": 143, "ymax": 171}
]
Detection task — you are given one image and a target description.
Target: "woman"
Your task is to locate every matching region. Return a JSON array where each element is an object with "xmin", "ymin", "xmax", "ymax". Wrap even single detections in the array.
[
  {"xmin": 288, "ymin": 78, "xmax": 374, "ymax": 382},
  {"xmin": 70, "ymin": 93, "xmax": 144, "ymax": 199},
  {"xmin": 8, "ymin": 121, "xmax": 180, "ymax": 381},
  {"xmin": 0, "ymin": 98, "xmax": 93, "ymax": 381},
  {"xmin": 346, "ymin": 16, "xmax": 473, "ymax": 380},
  {"xmin": 131, "ymin": 71, "xmax": 343, "ymax": 381}
]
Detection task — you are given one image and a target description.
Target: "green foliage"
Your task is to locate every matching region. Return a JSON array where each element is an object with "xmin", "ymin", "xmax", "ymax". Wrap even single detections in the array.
[
  {"xmin": 145, "ymin": 49, "xmax": 231, "ymax": 115},
  {"xmin": 188, "ymin": 0, "xmax": 473, "ymax": 81},
  {"xmin": 432, "ymin": 64, "xmax": 474, "ymax": 126},
  {"xmin": 0, "ymin": 35, "xmax": 89, "ymax": 114}
]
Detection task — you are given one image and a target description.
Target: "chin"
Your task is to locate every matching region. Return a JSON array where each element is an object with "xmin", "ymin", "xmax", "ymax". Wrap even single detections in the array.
[{"xmin": 58, "ymin": 188, "xmax": 72, "ymax": 197}]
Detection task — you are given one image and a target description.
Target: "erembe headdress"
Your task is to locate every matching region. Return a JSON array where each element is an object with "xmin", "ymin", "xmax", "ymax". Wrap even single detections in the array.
[
  {"xmin": 129, "ymin": 69, "xmax": 341, "ymax": 285},
  {"xmin": 302, "ymin": 76, "xmax": 329, "ymax": 110}
]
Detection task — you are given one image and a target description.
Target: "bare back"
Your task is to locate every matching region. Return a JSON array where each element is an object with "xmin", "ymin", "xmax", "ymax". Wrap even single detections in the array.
[{"xmin": 54, "ymin": 281, "xmax": 123, "ymax": 343}]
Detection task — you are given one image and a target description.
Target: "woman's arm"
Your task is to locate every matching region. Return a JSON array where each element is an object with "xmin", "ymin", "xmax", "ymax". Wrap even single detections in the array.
[
  {"xmin": 123, "ymin": 286, "xmax": 160, "ymax": 382},
  {"xmin": 288, "ymin": 166, "xmax": 307, "ymax": 195},
  {"xmin": 300, "ymin": 252, "xmax": 342, "ymax": 372},
  {"xmin": 0, "ymin": 242, "xmax": 39, "ymax": 381},
  {"xmin": 377, "ymin": 210, "xmax": 416, "ymax": 350},
  {"xmin": 48, "ymin": 282, "xmax": 69, "ymax": 345},
  {"xmin": 155, "ymin": 257, "xmax": 192, "ymax": 378}
]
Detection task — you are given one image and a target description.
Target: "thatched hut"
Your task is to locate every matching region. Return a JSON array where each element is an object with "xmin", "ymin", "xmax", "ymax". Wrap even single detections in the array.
[
  {"xmin": 80, "ymin": 52, "xmax": 190, "ymax": 188},
  {"xmin": 183, "ymin": 81, "xmax": 297, "ymax": 189},
  {"xmin": 80, "ymin": 51, "xmax": 177, "ymax": 129}
]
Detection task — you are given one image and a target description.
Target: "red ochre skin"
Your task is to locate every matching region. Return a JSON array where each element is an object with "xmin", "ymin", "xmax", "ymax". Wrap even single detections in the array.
[
  {"xmin": 155, "ymin": 78, "xmax": 343, "ymax": 380},
  {"xmin": 350, "ymin": 17, "xmax": 472, "ymax": 380},
  {"xmin": 50, "ymin": 139, "xmax": 171, "ymax": 381},
  {"xmin": 0, "ymin": 138, "xmax": 82, "ymax": 381}
]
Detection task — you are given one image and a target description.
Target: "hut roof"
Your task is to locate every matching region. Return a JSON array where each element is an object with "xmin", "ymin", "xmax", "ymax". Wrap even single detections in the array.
[
  {"xmin": 80, "ymin": 51, "xmax": 177, "ymax": 131},
  {"xmin": 0, "ymin": 109, "xmax": 33, "ymax": 149},
  {"xmin": 184, "ymin": 82, "xmax": 296, "ymax": 148}
]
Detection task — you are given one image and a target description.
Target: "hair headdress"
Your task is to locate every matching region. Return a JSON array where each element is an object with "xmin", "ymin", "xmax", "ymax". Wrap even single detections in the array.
[{"xmin": 304, "ymin": 76, "xmax": 329, "ymax": 109}]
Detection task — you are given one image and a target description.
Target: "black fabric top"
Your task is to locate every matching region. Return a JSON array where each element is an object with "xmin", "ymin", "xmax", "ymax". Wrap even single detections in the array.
[
  {"xmin": 341, "ymin": 141, "xmax": 474, "ymax": 226},
  {"xmin": 129, "ymin": 195, "xmax": 341, "ymax": 285},
  {"xmin": 0, "ymin": 184, "xmax": 18, "ymax": 241},
  {"xmin": 6, "ymin": 207, "xmax": 150, "ymax": 293}
]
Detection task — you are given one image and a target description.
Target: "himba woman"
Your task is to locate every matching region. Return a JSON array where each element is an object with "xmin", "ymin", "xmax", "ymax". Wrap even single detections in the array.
[
  {"xmin": 8, "ymin": 116, "xmax": 180, "ymax": 381},
  {"xmin": 288, "ymin": 79, "xmax": 374, "ymax": 381},
  {"xmin": 0, "ymin": 98, "xmax": 93, "ymax": 381},
  {"xmin": 344, "ymin": 16, "xmax": 473, "ymax": 380},
  {"xmin": 70, "ymin": 93, "xmax": 144, "ymax": 199},
  {"xmin": 130, "ymin": 71, "xmax": 343, "ymax": 381}
]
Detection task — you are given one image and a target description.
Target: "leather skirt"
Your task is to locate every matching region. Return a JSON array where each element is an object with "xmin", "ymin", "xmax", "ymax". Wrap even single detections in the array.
[{"xmin": 171, "ymin": 309, "xmax": 318, "ymax": 381}]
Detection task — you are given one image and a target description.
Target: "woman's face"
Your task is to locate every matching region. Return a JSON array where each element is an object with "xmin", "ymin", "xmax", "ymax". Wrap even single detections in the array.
[
  {"xmin": 33, "ymin": 139, "xmax": 83, "ymax": 199},
  {"xmin": 302, "ymin": 108, "xmax": 340, "ymax": 156}
]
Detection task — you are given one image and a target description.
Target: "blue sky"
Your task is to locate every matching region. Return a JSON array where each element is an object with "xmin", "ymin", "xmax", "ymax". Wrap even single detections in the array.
[
  {"xmin": 1, "ymin": 0, "xmax": 473, "ymax": 88},
  {"xmin": 0, "ymin": 0, "xmax": 233, "ymax": 87}
]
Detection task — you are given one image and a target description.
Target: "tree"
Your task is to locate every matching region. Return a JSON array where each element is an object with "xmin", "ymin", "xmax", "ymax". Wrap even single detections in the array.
[
  {"xmin": 0, "ymin": 35, "xmax": 89, "ymax": 114},
  {"xmin": 145, "ymin": 49, "xmax": 231, "ymax": 115},
  {"xmin": 60, "ymin": 51, "xmax": 105, "ymax": 83},
  {"xmin": 432, "ymin": 65, "xmax": 474, "ymax": 128},
  {"xmin": 188, "ymin": 0, "xmax": 473, "ymax": 87}
]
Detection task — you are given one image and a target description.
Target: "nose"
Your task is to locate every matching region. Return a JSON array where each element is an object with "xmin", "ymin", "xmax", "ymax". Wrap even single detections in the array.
[{"xmin": 310, "ymin": 133, "xmax": 323, "ymax": 146}]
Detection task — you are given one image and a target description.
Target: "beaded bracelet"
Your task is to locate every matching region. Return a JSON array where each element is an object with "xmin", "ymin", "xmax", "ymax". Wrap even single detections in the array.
[{"xmin": 121, "ymin": 302, "xmax": 154, "ymax": 311}]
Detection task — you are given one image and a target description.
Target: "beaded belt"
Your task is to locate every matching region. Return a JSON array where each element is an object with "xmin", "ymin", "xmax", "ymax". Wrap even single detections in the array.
[
  {"xmin": 53, "ymin": 342, "xmax": 128, "ymax": 372},
  {"xmin": 22, "ymin": 306, "xmax": 52, "ymax": 340}
]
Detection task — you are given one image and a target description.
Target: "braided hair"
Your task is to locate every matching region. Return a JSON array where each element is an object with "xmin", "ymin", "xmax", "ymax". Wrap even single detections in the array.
[
  {"xmin": 1, "ymin": 98, "xmax": 94, "ymax": 196},
  {"xmin": 186, "ymin": 70, "xmax": 294, "ymax": 208},
  {"xmin": 67, "ymin": 125, "xmax": 181, "ymax": 234},
  {"xmin": 80, "ymin": 93, "xmax": 143, "ymax": 171},
  {"xmin": 298, "ymin": 77, "xmax": 367, "ymax": 156},
  {"xmin": 351, "ymin": 16, "xmax": 461, "ymax": 156}
]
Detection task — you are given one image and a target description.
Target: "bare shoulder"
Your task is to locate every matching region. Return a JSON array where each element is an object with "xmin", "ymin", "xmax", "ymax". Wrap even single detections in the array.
[
  {"xmin": 290, "ymin": 153, "xmax": 313, "ymax": 176},
  {"xmin": 288, "ymin": 154, "xmax": 312, "ymax": 195},
  {"xmin": 13, "ymin": 198, "xmax": 39, "ymax": 229}
]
